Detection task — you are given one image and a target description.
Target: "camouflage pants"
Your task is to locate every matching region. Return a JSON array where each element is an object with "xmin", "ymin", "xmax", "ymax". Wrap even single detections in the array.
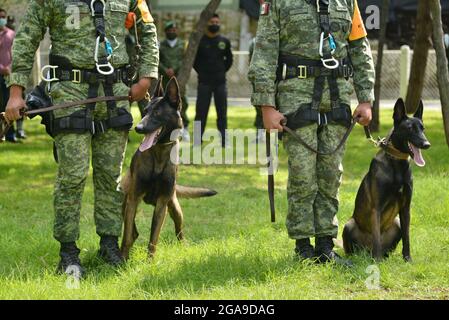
[
  {"xmin": 51, "ymin": 81, "xmax": 129, "ymax": 243},
  {"xmin": 282, "ymin": 122, "xmax": 347, "ymax": 240}
]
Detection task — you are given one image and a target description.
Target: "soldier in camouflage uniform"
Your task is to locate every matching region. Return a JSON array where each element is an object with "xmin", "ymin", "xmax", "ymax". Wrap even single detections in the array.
[
  {"xmin": 248, "ymin": 0, "xmax": 374, "ymax": 262},
  {"xmin": 159, "ymin": 21, "xmax": 190, "ymax": 139},
  {"xmin": 5, "ymin": 0, "xmax": 159, "ymax": 275}
]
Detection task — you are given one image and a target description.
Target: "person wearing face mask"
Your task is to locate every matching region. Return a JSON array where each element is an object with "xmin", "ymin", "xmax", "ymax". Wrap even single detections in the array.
[
  {"xmin": 193, "ymin": 13, "xmax": 233, "ymax": 147},
  {"xmin": 159, "ymin": 21, "xmax": 190, "ymax": 141},
  {"xmin": 0, "ymin": 8, "xmax": 18, "ymax": 143}
]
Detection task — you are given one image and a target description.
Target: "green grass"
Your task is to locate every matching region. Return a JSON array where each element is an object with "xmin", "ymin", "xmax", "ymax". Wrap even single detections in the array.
[{"xmin": 0, "ymin": 106, "xmax": 448, "ymax": 300}]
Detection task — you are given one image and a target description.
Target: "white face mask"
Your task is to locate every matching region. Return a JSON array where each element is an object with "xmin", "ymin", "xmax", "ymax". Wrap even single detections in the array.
[{"xmin": 0, "ymin": 18, "xmax": 7, "ymax": 27}]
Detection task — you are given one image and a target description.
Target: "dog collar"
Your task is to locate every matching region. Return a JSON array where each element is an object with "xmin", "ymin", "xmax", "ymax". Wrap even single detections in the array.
[{"xmin": 382, "ymin": 143, "xmax": 410, "ymax": 161}]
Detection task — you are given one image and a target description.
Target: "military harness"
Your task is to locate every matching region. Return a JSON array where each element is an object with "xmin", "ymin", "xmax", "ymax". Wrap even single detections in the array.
[
  {"xmin": 39, "ymin": 0, "xmax": 139, "ymax": 136},
  {"xmin": 276, "ymin": 0, "xmax": 355, "ymax": 131},
  {"xmin": 267, "ymin": 0, "xmax": 361, "ymax": 222}
]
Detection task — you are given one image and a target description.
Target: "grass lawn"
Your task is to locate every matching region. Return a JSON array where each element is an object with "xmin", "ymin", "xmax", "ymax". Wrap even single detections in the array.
[{"xmin": 0, "ymin": 105, "xmax": 448, "ymax": 300}]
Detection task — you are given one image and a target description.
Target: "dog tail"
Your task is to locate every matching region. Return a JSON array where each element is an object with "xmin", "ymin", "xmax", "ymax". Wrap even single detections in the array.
[
  {"xmin": 333, "ymin": 238, "xmax": 344, "ymax": 249},
  {"xmin": 175, "ymin": 185, "xmax": 217, "ymax": 198}
]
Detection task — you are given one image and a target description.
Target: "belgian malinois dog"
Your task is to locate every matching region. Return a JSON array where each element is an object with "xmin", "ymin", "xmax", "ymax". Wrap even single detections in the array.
[
  {"xmin": 120, "ymin": 77, "xmax": 217, "ymax": 260},
  {"xmin": 342, "ymin": 99, "xmax": 430, "ymax": 262}
]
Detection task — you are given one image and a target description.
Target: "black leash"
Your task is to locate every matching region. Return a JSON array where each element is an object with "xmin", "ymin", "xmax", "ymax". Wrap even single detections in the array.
[
  {"xmin": 265, "ymin": 116, "xmax": 369, "ymax": 222},
  {"xmin": 281, "ymin": 117, "xmax": 360, "ymax": 156}
]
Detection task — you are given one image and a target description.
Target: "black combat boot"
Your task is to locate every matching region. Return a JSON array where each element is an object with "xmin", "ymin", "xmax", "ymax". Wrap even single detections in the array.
[
  {"xmin": 315, "ymin": 236, "xmax": 342, "ymax": 264},
  {"xmin": 295, "ymin": 238, "xmax": 315, "ymax": 260},
  {"xmin": 57, "ymin": 242, "xmax": 84, "ymax": 278},
  {"xmin": 98, "ymin": 235, "xmax": 124, "ymax": 266}
]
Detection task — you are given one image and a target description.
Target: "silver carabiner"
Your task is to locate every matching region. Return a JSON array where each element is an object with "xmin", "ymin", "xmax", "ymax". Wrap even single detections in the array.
[
  {"xmin": 282, "ymin": 63, "xmax": 287, "ymax": 80},
  {"xmin": 94, "ymin": 36, "xmax": 112, "ymax": 63},
  {"xmin": 319, "ymin": 32, "xmax": 339, "ymax": 69},
  {"xmin": 40, "ymin": 65, "xmax": 59, "ymax": 82},
  {"xmin": 94, "ymin": 36, "xmax": 115, "ymax": 75},
  {"xmin": 96, "ymin": 62, "xmax": 115, "ymax": 75},
  {"xmin": 90, "ymin": 0, "xmax": 106, "ymax": 17},
  {"xmin": 319, "ymin": 32, "xmax": 336, "ymax": 57},
  {"xmin": 321, "ymin": 57, "xmax": 340, "ymax": 69}
]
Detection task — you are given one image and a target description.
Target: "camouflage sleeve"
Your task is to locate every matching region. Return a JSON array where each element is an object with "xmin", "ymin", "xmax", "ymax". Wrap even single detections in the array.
[
  {"xmin": 247, "ymin": 0, "xmax": 280, "ymax": 107},
  {"xmin": 6, "ymin": 0, "xmax": 52, "ymax": 89},
  {"xmin": 348, "ymin": 0, "xmax": 375, "ymax": 104},
  {"xmin": 131, "ymin": 0, "xmax": 159, "ymax": 79}
]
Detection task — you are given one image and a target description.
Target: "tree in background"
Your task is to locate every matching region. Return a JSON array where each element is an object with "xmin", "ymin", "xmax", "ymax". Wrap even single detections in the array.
[
  {"xmin": 372, "ymin": 0, "xmax": 390, "ymax": 132},
  {"xmin": 429, "ymin": 0, "xmax": 449, "ymax": 147},
  {"xmin": 406, "ymin": 0, "xmax": 432, "ymax": 113}
]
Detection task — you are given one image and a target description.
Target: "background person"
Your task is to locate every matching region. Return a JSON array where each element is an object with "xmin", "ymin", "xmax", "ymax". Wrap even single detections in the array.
[
  {"xmin": 159, "ymin": 20, "xmax": 190, "ymax": 141},
  {"xmin": 0, "ymin": 8, "xmax": 18, "ymax": 142},
  {"xmin": 193, "ymin": 13, "xmax": 233, "ymax": 147}
]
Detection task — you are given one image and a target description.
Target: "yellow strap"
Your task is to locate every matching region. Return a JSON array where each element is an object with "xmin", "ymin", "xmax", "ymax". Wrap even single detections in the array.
[
  {"xmin": 137, "ymin": 0, "xmax": 154, "ymax": 23},
  {"xmin": 349, "ymin": 0, "xmax": 367, "ymax": 41}
]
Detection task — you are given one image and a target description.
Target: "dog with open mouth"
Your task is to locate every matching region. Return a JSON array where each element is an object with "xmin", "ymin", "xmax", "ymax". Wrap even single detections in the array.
[
  {"xmin": 342, "ymin": 98, "xmax": 430, "ymax": 262},
  {"xmin": 120, "ymin": 77, "xmax": 217, "ymax": 260}
]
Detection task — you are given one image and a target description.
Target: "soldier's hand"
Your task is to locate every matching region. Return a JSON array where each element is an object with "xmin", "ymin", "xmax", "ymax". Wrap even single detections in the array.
[
  {"xmin": 129, "ymin": 78, "xmax": 151, "ymax": 102},
  {"xmin": 261, "ymin": 106, "xmax": 285, "ymax": 132},
  {"xmin": 5, "ymin": 86, "xmax": 26, "ymax": 123},
  {"xmin": 353, "ymin": 103, "xmax": 372, "ymax": 126}
]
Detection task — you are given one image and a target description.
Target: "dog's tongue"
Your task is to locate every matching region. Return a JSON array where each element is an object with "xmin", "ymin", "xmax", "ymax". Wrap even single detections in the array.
[
  {"xmin": 410, "ymin": 144, "xmax": 425, "ymax": 167},
  {"xmin": 139, "ymin": 130, "xmax": 158, "ymax": 152}
]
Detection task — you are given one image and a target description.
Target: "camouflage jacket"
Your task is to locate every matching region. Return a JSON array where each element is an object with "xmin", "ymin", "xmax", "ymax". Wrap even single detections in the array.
[
  {"xmin": 158, "ymin": 38, "xmax": 187, "ymax": 76},
  {"xmin": 248, "ymin": 0, "xmax": 375, "ymax": 109},
  {"xmin": 7, "ymin": 0, "xmax": 159, "ymax": 89}
]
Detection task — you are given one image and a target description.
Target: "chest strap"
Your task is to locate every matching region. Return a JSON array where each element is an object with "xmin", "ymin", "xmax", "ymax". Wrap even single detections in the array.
[
  {"xmin": 277, "ymin": 56, "xmax": 353, "ymax": 81},
  {"xmin": 80, "ymin": 0, "xmax": 115, "ymax": 75},
  {"xmin": 315, "ymin": 0, "xmax": 340, "ymax": 69},
  {"xmin": 43, "ymin": 64, "xmax": 128, "ymax": 85}
]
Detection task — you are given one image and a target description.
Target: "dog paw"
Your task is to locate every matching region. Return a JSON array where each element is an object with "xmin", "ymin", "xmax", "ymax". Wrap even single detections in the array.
[{"xmin": 403, "ymin": 255, "xmax": 412, "ymax": 263}]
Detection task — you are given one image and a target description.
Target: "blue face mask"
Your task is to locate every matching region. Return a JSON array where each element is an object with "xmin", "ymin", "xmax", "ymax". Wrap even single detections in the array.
[{"xmin": 0, "ymin": 18, "xmax": 7, "ymax": 27}]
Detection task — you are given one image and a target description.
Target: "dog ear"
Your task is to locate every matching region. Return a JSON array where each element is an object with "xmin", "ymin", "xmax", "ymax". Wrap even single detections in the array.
[
  {"xmin": 393, "ymin": 98, "xmax": 407, "ymax": 125},
  {"xmin": 152, "ymin": 77, "xmax": 165, "ymax": 98},
  {"xmin": 165, "ymin": 77, "xmax": 181, "ymax": 109},
  {"xmin": 414, "ymin": 100, "xmax": 424, "ymax": 120}
]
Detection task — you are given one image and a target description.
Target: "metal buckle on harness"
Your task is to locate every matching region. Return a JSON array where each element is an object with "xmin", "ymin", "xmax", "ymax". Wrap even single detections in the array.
[
  {"xmin": 94, "ymin": 36, "xmax": 115, "ymax": 75},
  {"xmin": 72, "ymin": 69, "xmax": 81, "ymax": 83},
  {"xmin": 282, "ymin": 63, "xmax": 287, "ymax": 80},
  {"xmin": 40, "ymin": 65, "xmax": 59, "ymax": 82},
  {"xmin": 316, "ymin": 0, "xmax": 330, "ymax": 13},
  {"xmin": 319, "ymin": 32, "xmax": 340, "ymax": 70},
  {"xmin": 318, "ymin": 113, "xmax": 328, "ymax": 126},
  {"xmin": 298, "ymin": 65, "xmax": 307, "ymax": 79},
  {"xmin": 322, "ymin": 57, "xmax": 340, "ymax": 70},
  {"xmin": 95, "ymin": 121, "xmax": 106, "ymax": 134},
  {"xmin": 96, "ymin": 63, "xmax": 115, "ymax": 75},
  {"xmin": 90, "ymin": 0, "xmax": 106, "ymax": 17},
  {"xmin": 344, "ymin": 65, "xmax": 354, "ymax": 78}
]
